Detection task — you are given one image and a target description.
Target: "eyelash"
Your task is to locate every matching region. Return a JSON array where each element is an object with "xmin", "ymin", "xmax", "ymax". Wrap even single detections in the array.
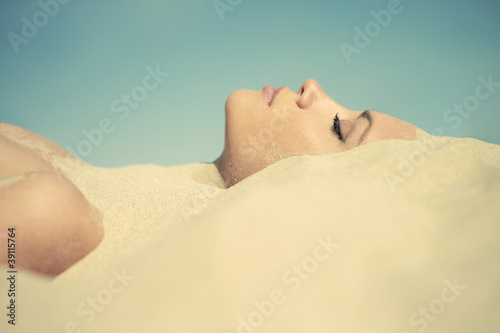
[{"xmin": 332, "ymin": 113, "xmax": 344, "ymax": 142}]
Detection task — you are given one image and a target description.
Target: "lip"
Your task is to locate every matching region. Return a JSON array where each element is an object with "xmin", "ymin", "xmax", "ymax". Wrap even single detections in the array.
[{"xmin": 263, "ymin": 86, "xmax": 285, "ymax": 107}]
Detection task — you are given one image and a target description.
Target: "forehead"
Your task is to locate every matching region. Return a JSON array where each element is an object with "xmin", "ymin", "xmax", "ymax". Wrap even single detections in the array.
[{"xmin": 363, "ymin": 111, "xmax": 417, "ymax": 143}]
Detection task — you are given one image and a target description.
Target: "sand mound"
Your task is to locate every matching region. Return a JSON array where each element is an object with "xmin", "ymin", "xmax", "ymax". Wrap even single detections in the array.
[{"xmin": 3, "ymin": 134, "xmax": 500, "ymax": 333}]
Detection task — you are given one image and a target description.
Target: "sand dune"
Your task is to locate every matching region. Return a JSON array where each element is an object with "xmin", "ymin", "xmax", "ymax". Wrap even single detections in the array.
[{"xmin": 2, "ymin": 133, "xmax": 500, "ymax": 332}]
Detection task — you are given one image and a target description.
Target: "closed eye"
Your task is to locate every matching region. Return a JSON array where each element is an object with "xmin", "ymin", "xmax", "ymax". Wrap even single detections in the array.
[
  {"xmin": 332, "ymin": 113, "xmax": 343, "ymax": 142},
  {"xmin": 331, "ymin": 110, "xmax": 373, "ymax": 145}
]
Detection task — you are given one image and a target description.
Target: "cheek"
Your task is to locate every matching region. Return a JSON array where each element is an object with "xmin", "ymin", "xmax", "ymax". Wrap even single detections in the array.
[
  {"xmin": 219, "ymin": 111, "xmax": 344, "ymax": 186},
  {"xmin": 224, "ymin": 104, "xmax": 342, "ymax": 170},
  {"xmin": 273, "ymin": 115, "xmax": 339, "ymax": 154}
]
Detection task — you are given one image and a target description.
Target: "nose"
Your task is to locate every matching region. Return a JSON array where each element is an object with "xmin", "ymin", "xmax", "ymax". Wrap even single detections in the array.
[{"xmin": 297, "ymin": 79, "xmax": 324, "ymax": 109}]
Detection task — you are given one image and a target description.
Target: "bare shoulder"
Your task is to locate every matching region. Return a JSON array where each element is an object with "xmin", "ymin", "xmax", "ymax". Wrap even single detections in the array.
[
  {"xmin": 0, "ymin": 171, "xmax": 103, "ymax": 276},
  {"xmin": 0, "ymin": 124, "xmax": 102, "ymax": 276}
]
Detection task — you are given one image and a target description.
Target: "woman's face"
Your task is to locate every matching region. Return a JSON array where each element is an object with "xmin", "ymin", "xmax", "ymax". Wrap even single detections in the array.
[{"xmin": 214, "ymin": 79, "xmax": 418, "ymax": 187}]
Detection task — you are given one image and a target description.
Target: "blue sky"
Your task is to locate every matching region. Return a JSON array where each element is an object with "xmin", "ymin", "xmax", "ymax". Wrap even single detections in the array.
[{"xmin": 1, "ymin": 0, "xmax": 499, "ymax": 167}]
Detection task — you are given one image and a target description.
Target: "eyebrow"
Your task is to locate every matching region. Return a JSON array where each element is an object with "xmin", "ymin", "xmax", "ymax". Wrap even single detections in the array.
[{"xmin": 357, "ymin": 110, "xmax": 373, "ymax": 145}]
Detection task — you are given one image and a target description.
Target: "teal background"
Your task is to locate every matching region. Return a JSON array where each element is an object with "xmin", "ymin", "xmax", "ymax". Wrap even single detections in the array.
[{"xmin": 1, "ymin": 0, "xmax": 499, "ymax": 167}]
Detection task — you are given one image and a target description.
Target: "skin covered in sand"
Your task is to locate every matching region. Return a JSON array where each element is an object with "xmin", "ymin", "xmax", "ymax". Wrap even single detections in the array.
[
  {"xmin": 0, "ymin": 79, "xmax": 422, "ymax": 277},
  {"xmin": 0, "ymin": 123, "xmax": 103, "ymax": 277}
]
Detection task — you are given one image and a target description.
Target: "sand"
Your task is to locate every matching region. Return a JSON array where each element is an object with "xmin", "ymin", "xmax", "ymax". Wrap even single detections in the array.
[{"xmin": 1, "ymin": 131, "xmax": 500, "ymax": 333}]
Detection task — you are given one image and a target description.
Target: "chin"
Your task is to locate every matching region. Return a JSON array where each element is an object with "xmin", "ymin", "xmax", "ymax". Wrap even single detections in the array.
[{"xmin": 224, "ymin": 89, "xmax": 257, "ymax": 115}]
